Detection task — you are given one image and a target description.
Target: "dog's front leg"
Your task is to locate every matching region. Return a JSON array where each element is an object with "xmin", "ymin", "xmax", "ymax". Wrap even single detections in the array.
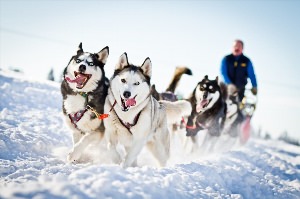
[
  {"xmin": 67, "ymin": 132, "xmax": 103, "ymax": 163},
  {"xmin": 122, "ymin": 141, "xmax": 145, "ymax": 168}
]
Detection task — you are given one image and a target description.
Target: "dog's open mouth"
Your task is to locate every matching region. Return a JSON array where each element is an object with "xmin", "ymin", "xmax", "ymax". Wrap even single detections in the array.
[
  {"xmin": 65, "ymin": 72, "xmax": 92, "ymax": 89},
  {"xmin": 120, "ymin": 95, "xmax": 137, "ymax": 112},
  {"xmin": 196, "ymin": 98, "xmax": 212, "ymax": 112}
]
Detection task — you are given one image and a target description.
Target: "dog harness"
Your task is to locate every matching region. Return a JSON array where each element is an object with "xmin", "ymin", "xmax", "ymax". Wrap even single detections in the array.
[
  {"xmin": 68, "ymin": 92, "xmax": 115, "ymax": 128},
  {"xmin": 118, "ymin": 111, "xmax": 142, "ymax": 133},
  {"xmin": 68, "ymin": 92, "xmax": 89, "ymax": 128},
  {"xmin": 161, "ymin": 92, "xmax": 178, "ymax": 102},
  {"xmin": 68, "ymin": 109, "xmax": 88, "ymax": 128}
]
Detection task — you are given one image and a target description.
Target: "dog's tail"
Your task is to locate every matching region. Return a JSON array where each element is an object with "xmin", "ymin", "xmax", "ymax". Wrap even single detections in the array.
[
  {"xmin": 166, "ymin": 66, "xmax": 193, "ymax": 93},
  {"xmin": 160, "ymin": 100, "xmax": 192, "ymax": 124}
]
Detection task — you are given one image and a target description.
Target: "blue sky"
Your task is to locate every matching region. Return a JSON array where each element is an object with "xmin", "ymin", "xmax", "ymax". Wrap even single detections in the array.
[{"xmin": 1, "ymin": 0, "xmax": 300, "ymax": 139}]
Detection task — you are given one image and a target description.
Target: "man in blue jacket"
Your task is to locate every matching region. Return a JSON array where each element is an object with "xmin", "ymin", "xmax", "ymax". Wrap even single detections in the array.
[{"xmin": 221, "ymin": 39, "xmax": 258, "ymax": 101}]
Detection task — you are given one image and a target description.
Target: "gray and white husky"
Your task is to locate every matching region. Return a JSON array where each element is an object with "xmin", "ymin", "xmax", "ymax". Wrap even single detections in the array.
[
  {"xmin": 104, "ymin": 53, "xmax": 191, "ymax": 168},
  {"xmin": 61, "ymin": 43, "xmax": 109, "ymax": 162}
]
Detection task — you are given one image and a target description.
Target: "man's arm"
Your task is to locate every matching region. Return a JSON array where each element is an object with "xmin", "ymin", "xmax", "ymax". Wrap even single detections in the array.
[
  {"xmin": 247, "ymin": 60, "xmax": 257, "ymax": 88},
  {"xmin": 220, "ymin": 57, "xmax": 231, "ymax": 84}
]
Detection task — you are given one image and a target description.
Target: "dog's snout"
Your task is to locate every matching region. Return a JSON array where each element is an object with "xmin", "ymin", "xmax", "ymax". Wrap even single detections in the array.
[
  {"xmin": 79, "ymin": 65, "xmax": 86, "ymax": 72},
  {"xmin": 123, "ymin": 91, "xmax": 131, "ymax": 99},
  {"xmin": 203, "ymin": 91, "xmax": 208, "ymax": 99}
]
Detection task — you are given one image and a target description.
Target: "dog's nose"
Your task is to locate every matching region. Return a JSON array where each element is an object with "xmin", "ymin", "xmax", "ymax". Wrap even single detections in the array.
[
  {"xmin": 123, "ymin": 91, "xmax": 131, "ymax": 99},
  {"xmin": 79, "ymin": 65, "xmax": 86, "ymax": 72},
  {"xmin": 203, "ymin": 91, "xmax": 208, "ymax": 99}
]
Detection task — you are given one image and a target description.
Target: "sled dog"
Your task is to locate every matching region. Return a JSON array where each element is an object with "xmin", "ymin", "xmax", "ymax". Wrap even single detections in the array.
[
  {"xmin": 104, "ymin": 53, "xmax": 191, "ymax": 168},
  {"xmin": 224, "ymin": 86, "xmax": 244, "ymax": 137},
  {"xmin": 61, "ymin": 43, "xmax": 109, "ymax": 162},
  {"xmin": 185, "ymin": 75, "xmax": 227, "ymax": 137}
]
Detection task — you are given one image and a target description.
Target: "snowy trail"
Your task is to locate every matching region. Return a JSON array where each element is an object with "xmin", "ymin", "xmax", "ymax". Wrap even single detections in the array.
[{"xmin": 0, "ymin": 71, "xmax": 300, "ymax": 199}]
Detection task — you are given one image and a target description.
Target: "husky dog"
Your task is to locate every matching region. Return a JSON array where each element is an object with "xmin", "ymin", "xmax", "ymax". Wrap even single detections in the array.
[
  {"xmin": 151, "ymin": 66, "xmax": 192, "ymax": 102},
  {"xmin": 61, "ymin": 43, "xmax": 109, "ymax": 162},
  {"xmin": 185, "ymin": 75, "xmax": 227, "ymax": 137},
  {"xmin": 104, "ymin": 53, "xmax": 191, "ymax": 168},
  {"xmin": 224, "ymin": 87, "xmax": 244, "ymax": 137}
]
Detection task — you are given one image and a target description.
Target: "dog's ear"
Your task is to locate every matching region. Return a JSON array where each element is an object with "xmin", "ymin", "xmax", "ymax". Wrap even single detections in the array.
[
  {"xmin": 141, "ymin": 57, "xmax": 152, "ymax": 78},
  {"xmin": 215, "ymin": 76, "xmax": 219, "ymax": 82},
  {"xmin": 97, "ymin": 46, "xmax": 109, "ymax": 64},
  {"xmin": 77, "ymin": 42, "xmax": 83, "ymax": 54},
  {"xmin": 204, "ymin": 75, "xmax": 208, "ymax": 80},
  {"xmin": 116, "ymin": 52, "xmax": 129, "ymax": 70}
]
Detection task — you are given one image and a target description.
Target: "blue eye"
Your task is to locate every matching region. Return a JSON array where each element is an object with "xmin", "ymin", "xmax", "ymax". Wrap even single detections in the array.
[{"xmin": 76, "ymin": 59, "xmax": 81, "ymax": 63}]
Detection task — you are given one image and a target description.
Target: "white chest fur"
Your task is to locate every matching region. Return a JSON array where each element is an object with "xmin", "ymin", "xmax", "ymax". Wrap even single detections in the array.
[
  {"xmin": 64, "ymin": 94, "xmax": 102, "ymax": 133},
  {"xmin": 64, "ymin": 95, "xmax": 86, "ymax": 114}
]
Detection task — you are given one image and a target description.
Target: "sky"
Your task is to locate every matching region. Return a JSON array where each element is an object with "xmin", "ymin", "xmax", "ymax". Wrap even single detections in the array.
[{"xmin": 0, "ymin": 0, "xmax": 300, "ymax": 139}]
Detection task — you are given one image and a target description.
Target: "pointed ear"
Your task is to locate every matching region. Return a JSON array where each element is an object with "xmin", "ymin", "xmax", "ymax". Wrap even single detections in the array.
[
  {"xmin": 116, "ymin": 52, "xmax": 129, "ymax": 70},
  {"xmin": 204, "ymin": 75, "xmax": 208, "ymax": 80},
  {"xmin": 215, "ymin": 76, "xmax": 219, "ymax": 82},
  {"xmin": 141, "ymin": 57, "xmax": 152, "ymax": 78},
  {"xmin": 97, "ymin": 46, "xmax": 109, "ymax": 64},
  {"xmin": 77, "ymin": 42, "xmax": 83, "ymax": 54}
]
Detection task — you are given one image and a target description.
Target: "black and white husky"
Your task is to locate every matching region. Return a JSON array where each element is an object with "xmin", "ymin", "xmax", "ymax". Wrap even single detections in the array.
[
  {"xmin": 61, "ymin": 43, "xmax": 109, "ymax": 162},
  {"xmin": 104, "ymin": 53, "xmax": 191, "ymax": 168},
  {"xmin": 186, "ymin": 75, "xmax": 227, "ymax": 137},
  {"xmin": 185, "ymin": 76, "xmax": 227, "ymax": 153}
]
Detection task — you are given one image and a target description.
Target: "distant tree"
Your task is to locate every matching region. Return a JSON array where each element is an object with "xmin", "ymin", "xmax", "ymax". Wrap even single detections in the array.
[
  {"xmin": 47, "ymin": 68, "xmax": 55, "ymax": 81},
  {"xmin": 59, "ymin": 69, "xmax": 65, "ymax": 82},
  {"xmin": 264, "ymin": 132, "xmax": 271, "ymax": 140},
  {"xmin": 9, "ymin": 67, "xmax": 23, "ymax": 73}
]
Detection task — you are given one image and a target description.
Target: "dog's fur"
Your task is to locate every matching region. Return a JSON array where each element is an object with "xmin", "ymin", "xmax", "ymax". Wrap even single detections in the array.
[
  {"xmin": 224, "ymin": 89, "xmax": 244, "ymax": 137},
  {"xmin": 151, "ymin": 66, "xmax": 192, "ymax": 102},
  {"xmin": 104, "ymin": 53, "xmax": 191, "ymax": 168},
  {"xmin": 185, "ymin": 75, "xmax": 227, "ymax": 137},
  {"xmin": 61, "ymin": 43, "xmax": 109, "ymax": 162}
]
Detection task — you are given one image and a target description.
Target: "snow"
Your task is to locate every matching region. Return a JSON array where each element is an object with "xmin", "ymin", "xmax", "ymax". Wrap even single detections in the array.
[{"xmin": 0, "ymin": 70, "xmax": 300, "ymax": 199}]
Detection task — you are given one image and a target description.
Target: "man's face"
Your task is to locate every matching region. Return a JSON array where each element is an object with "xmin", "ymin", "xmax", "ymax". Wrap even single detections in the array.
[{"xmin": 232, "ymin": 41, "xmax": 243, "ymax": 56}]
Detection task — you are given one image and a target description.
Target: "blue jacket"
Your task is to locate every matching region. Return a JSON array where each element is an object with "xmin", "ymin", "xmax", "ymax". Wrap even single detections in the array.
[{"xmin": 221, "ymin": 54, "xmax": 257, "ymax": 89}]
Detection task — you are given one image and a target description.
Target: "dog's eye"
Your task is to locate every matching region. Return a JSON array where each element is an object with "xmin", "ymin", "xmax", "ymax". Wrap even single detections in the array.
[
  {"xmin": 200, "ymin": 87, "xmax": 204, "ymax": 91},
  {"xmin": 88, "ymin": 62, "xmax": 94, "ymax": 66},
  {"xmin": 134, "ymin": 82, "xmax": 140, "ymax": 86},
  {"xmin": 75, "ymin": 59, "xmax": 82, "ymax": 63},
  {"xmin": 121, "ymin": 79, "xmax": 126, "ymax": 83}
]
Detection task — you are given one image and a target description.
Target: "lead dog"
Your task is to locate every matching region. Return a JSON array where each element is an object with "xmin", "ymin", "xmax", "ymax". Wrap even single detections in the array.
[
  {"xmin": 61, "ymin": 43, "xmax": 109, "ymax": 162},
  {"xmin": 104, "ymin": 53, "xmax": 191, "ymax": 168}
]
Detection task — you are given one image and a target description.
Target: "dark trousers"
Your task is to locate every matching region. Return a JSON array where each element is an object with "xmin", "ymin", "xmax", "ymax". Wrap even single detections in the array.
[{"xmin": 238, "ymin": 87, "xmax": 245, "ymax": 102}]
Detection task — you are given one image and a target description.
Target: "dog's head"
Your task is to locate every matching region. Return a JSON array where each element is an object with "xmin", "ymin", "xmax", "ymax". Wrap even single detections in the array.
[
  {"xmin": 111, "ymin": 53, "xmax": 152, "ymax": 112},
  {"xmin": 194, "ymin": 75, "xmax": 220, "ymax": 113},
  {"xmin": 64, "ymin": 43, "xmax": 109, "ymax": 92}
]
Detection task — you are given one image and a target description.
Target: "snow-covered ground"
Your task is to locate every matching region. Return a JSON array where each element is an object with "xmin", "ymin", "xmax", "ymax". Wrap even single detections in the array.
[{"xmin": 0, "ymin": 71, "xmax": 300, "ymax": 199}]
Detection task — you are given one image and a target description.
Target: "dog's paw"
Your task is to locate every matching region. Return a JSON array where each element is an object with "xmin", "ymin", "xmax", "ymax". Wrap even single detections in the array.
[{"xmin": 67, "ymin": 150, "xmax": 81, "ymax": 163}]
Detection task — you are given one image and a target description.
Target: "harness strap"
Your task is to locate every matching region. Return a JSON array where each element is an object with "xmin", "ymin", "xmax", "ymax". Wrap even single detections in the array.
[
  {"xmin": 86, "ymin": 100, "xmax": 117, "ymax": 120},
  {"xmin": 68, "ymin": 109, "xmax": 88, "ymax": 128},
  {"xmin": 118, "ymin": 111, "xmax": 142, "ymax": 133},
  {"xmin": 181, "ymin": 117, "xmax": 208, "ymax": 130}
]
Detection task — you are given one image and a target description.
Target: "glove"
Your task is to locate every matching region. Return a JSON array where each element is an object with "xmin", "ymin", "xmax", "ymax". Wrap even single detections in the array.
[{"xmin": 251, "ymin": 87, "xmax": 257, "ymax": 95}]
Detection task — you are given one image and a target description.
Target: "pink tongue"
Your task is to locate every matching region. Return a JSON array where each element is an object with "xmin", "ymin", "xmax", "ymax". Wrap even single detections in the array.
[
  {"xmin": 65, "ymin": 74, "xmax": 87, "ymax": 84},
  {"xmin": 196, "ymin": 99, "xmax": 208, "ymax": 112},
  {"xmin": 200, "ymin": 99, "xmax": 208, "ymax": 107},
  {"xmin": 125, "ymin": 98, "xmax": 136, "ymax": 107}
]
